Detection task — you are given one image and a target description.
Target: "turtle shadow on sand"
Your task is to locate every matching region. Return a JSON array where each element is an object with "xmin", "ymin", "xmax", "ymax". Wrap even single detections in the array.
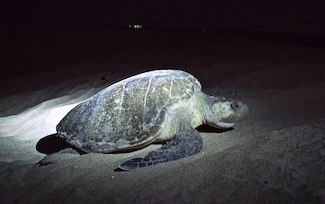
[
  {"xmin": 196, "ymin": 124, "xmax": 233, "ymax": 133},
  {"xmin": 36, "ymin": 134, "xmax": 86, "ymax": 156}
]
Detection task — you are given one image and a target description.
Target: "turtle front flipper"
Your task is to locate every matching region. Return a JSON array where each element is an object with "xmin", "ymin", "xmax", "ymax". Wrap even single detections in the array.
[{"xmin": 119, "ymin": 127, "xmax": 203, "ymax": 170}]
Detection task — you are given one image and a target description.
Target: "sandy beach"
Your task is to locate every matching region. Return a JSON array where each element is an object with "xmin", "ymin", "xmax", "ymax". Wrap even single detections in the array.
[{"xmin": 0, "ymin": 27, "xmax": 325, "ymax": 203}]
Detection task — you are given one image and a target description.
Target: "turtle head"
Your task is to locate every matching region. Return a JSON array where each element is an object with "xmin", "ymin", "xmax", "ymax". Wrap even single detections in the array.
[{"xmin": 203, "ymin": 96, "xmax": 249, "ymax": 129}]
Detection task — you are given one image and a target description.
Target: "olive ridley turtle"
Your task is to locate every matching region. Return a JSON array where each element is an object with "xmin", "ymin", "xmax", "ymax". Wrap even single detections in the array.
[{"xmin": 37, "ymin": 69, "xmax": 249, "ymax": 170}]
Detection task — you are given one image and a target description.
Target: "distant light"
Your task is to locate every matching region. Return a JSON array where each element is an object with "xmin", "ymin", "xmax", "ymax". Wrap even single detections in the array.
[{"xmin": 128, "ymin": 24, "xmax": 143, "ymax": 29}]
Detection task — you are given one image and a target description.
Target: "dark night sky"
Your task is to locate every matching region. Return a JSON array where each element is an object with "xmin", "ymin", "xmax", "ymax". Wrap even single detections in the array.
[{"xmin": 1, "ymin": 0, "xmax": 325, "ymax": 34}]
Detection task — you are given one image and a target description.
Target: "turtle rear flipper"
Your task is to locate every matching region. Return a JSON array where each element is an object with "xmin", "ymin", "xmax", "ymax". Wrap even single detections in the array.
[{"xmin": 119, "ymin": 127, "xmax": 203, "ymax": 170}]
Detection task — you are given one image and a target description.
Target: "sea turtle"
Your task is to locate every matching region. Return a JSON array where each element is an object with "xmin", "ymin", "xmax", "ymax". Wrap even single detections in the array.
[{"xmin": 37, "ymin": 69, "xmax": 249, "ymax": 170}]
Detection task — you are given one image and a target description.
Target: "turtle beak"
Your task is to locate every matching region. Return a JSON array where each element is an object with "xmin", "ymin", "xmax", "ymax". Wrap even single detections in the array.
[
  {"xmin": 206, "ymin": 121, "xmax": 235, "ymax": 129},
  {"xmin": 216, "ymin": 122, "xmax": 235, "ymax": 128}
]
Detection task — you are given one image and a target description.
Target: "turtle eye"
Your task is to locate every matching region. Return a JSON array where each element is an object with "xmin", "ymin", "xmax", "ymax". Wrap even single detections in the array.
[{"xmin": 231, "ymin": 101, "xmax": 239, "ymax": 109}]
